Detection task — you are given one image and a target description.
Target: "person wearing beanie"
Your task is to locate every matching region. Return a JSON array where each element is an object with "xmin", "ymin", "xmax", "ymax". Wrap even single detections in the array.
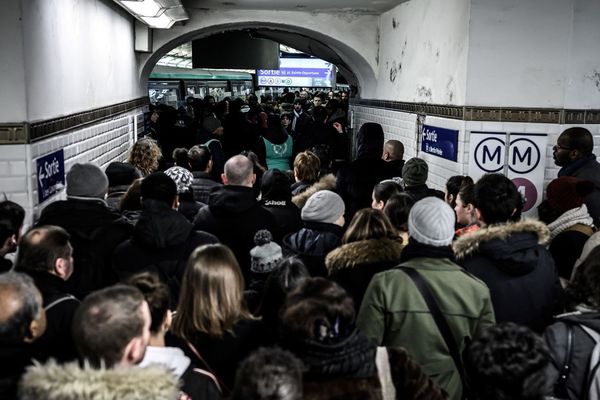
[
  {"xmin": 164, "ymin": 166, "xmax": 205, "ymax": 223},
  {"xmin": 453, "ymin": 173, "xmax": 562, "ymax": 333},
  {"xmin": 105, "ymin": 162, "xmax": 141, "ymax": 209},
  {"xmin": 259, "ymin": 169, "xmax": 302, "ymax": 240},
  {"xmin": 336, "ymin": 122, "xmax": 395, "ymax": 222},
  {"xmin": 245, "ymin": 230, "xmax": 284, "ymax": 313},
  {"xmin": 113, "ymin": 172, "xmax": 217, "ymax": 307},
  {"xmin": 37, "ymin": 163, "xmax": 133, "ymax": 298},
  {"xmin": 401, "ymin": 157, "xmax": 445, "ymax": 202},
  {"xmin": 283, "ymin": 190, "xmax": 345, "ymax": 277},
  {"xmin": 538, "ymin": 176, "xmax": 595, "ymax": 280},
  {"xmin": 357, "ymin": 197, "xmax": 495, "ymax": 400}
]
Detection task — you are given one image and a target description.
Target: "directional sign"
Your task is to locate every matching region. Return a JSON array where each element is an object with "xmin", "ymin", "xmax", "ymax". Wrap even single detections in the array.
[
  {"xmin": 421, "ymin": 125, "xmax": 459, "ymax": 162},
  {"xmin": 36, "ymin": 149, "xmax": 65, "ymax": 204}
]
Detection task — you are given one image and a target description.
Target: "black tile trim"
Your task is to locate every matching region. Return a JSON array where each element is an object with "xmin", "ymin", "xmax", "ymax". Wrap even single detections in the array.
[{"xmin": 351, "ymin": 99, "xmax": 600, "ymax": 124}]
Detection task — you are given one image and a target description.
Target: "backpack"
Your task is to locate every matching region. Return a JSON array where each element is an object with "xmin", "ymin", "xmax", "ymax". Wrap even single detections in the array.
[{"xmin": 552, "ymin": 321, "xmax": 600, "ymax": 400}]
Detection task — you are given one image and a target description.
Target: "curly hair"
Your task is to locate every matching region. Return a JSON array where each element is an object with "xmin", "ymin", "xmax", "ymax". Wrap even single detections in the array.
[
  {"xmin": 464, "ymin": 322, "xmax": 550, "ymax": 400},
  {"xmin": 127, "ymin": 138, "xmax": 162, "ymax": 177}
]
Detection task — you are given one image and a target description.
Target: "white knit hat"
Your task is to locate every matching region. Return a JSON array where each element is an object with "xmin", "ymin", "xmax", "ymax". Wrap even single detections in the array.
[{"xmin": 408, "ymin": 197, "xmax": 455, "ymax": 246}]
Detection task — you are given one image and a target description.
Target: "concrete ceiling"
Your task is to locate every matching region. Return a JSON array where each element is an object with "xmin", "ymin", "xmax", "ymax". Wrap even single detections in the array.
[{"xmin": 182, "ymin": 0, "xmax": 406, "ymax": 14}]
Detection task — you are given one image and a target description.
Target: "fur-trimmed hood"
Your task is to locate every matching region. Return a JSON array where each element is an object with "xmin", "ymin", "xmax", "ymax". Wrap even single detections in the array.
[
  {"xmin": 326, "ymin": 238, "xmax": 403, "ymax": 274},
  {"xmin": 19, "ymin": 361, "xmax": 180, "ymax": 400},
  {"xmin": 453, "ymin": 219, "xmax": 551, "ymax": 275},
  {"xmin": 292, "ymin": 173, "xmax": 336, "ymax": 209}
]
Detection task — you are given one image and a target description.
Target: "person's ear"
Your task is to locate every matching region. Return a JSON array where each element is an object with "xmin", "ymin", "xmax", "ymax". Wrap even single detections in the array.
[
  {"xmin": 251, "ymin": 173, "xmax": 256, "ymax": 185},
  {"xmin": 54, "ymin": 258, "xmax": 70, "ymax": 280},
  {"xmin": 24, "ymin": 317, "xmax": 44, "ymax": 343},
  {"xmin": 475, "ymin": 208, "xmax": 484, "ymax": 224},
  {"xmin": 447, "ymin": 193, "xmax": 455, "ymax": 205},
  {"xmin": 172, "ymin": 194, "xmax": 179, "ymax": 210},
  {"xmin": 207, "ymin": 159, "xmax": 213, "ymax": 172},
  {"xmin": 122, "ymin": 336, "xmax": 145, "ymax": 366},
  {"xmin": 163, "ymin": 310, "xmax": 173, "ymax": 332},
  {"xmin": 221, "ymin": 173, "xmax": 228, "ymax": 185}
]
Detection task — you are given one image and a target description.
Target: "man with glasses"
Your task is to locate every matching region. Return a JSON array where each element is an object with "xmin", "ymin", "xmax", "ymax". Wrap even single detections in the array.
[{"xmin": 553, "ymin": 127, "xmax": 600, "ymax": 226}]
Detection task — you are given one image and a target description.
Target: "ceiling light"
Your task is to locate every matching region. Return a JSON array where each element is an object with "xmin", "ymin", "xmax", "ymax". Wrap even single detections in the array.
[
  {"xmin": 141, "ymin": 12, "xmax": 175, "ymax": 29},
  {"xmin": 121, "ymin": 0, "xmax": 163, "ymax": 17},
  {"xmin": 113, "ymin": 0, "xmax": 188, "ymax": 29}
]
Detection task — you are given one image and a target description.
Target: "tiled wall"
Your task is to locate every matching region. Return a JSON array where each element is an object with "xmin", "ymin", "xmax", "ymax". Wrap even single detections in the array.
[
  {"xmin": 351, "ymin": 104, "xmax": 600, "ymax": 193},
  {"xmin": 0, "ymin": 107, "xmax": 145, "ymax": 227}
]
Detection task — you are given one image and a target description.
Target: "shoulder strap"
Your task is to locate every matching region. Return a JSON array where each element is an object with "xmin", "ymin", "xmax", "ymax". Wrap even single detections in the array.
[
  {"xmin": 554, "ymin": 323, "xmax": 574, "ymax": 399},
  {"xmin": 185, "ymin": 340, "xmax": 228, "ymax": 395},
  {"xmin": 580, "ymin": 325, "xmax": 600, "ymax": 400},
  {"xmin": 567, "ymin": 224, "xmax": 595, "ymax": 237},
  {"xmin": 44, "ymin": 294, "xmax": 78, "ymax": 312},
  {"xmin": 398, "ymin": 266, "xmax": 468, "ymax": 392},
  {"xmin": 375, "ymin": 347, "xmax": 396, "ymax": 400}
]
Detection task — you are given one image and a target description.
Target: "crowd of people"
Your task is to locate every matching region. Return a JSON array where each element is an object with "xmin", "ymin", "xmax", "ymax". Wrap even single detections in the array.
[{"xmin": 1, "ymin": 88, "xmax": 600, "ymax": 400}]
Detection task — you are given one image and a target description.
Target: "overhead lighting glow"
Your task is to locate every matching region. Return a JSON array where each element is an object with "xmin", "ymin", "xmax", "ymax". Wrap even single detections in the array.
[
  {"xmin": 141, "ymin": 12, "xmax": 175, "ymax": 29},
  {"xmin": 113, "ymin": 0, "xmax": 188, "ymax": 29},
  {"xmin": 121, "ymin": 0, "xmax": 163, "ymax": 17}
]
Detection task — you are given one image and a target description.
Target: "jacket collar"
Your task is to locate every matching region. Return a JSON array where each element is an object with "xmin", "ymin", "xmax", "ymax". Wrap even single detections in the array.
[
  {"xmin": 291, "ymin": 173, "xmax": 336, "ymax": 209},
  {"xmin": 325, "ymin": 238, "xmax": 403, "ymax": 273},
  {"xmin": 453, "ymin": 218, "xmax": 550, "ymax": 260}
]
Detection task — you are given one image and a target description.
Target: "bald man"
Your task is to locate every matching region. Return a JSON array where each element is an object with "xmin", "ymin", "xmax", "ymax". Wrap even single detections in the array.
[
  {"xmin": 0, "ymin": 272, "xmax": 46, "ymax": 398},
  {"xmin": 382, "ymin": 139, "xmax": 405, "ymax": 177},
  {"xmin": 553, "ymin": 127, "xmax": 600, "ymax": 225},
  {"xmin": 193, "ymin": 155, "xmax": 278, "ymax": 278}
]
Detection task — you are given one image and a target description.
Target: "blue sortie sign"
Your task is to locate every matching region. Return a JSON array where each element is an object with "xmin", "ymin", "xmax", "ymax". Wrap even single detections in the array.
[
  {"xmin": 421, "ymin": 125, "xmax": 459, "ymax": 162},
  {"xmin": 36, "ymin": 149, "xmax": 65, "ymax": 203}
]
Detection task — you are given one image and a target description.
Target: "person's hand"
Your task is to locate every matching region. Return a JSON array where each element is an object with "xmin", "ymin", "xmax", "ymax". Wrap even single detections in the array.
[
  {"xmin": 259, "ymin": 112, "xmax": 268, "ymax": 128},
  {"xmin": 333, "ymin": 122, "xmax": 344, "ymax": 133}
]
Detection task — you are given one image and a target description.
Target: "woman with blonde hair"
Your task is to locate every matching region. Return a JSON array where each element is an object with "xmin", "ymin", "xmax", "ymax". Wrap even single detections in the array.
[
  {"xmin": 325, "ymin": 208, "xmax": 402, "ymax": 308},
  {"xmin": 167, "ymin": 244, "xmax": 268, "ymax": 395},
  {"xmin": 128, "ymin": 138, "xmax": 162, "ymax": 177}
]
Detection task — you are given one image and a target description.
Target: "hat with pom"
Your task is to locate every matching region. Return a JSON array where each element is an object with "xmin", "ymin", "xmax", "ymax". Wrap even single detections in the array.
[{"xmin": 250, "ymin": 230, "xmax": 283, "ymax": 274}]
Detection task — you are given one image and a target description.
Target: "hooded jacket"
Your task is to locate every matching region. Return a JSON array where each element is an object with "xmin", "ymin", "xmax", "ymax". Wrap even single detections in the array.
[
  {"xmin": 453, "ymin": 219, "xmax": 563, "ymax": 333},
  {"xmin": 191, "ymin": 171, "xmax": 221, "ymax": 205},
  {"xmin": 558, "ymin": 154, "xmax": 600, "ymax": 227},
  {"xmin": 193, "ymin": 185, "xmax": 278, "ymax": 279},
  {"xmin": 545, "ymin": 311, "xmax": 600, "ymax": 400},
  {"xmin": 292, "ymin": 173, "xmax": 336, "ymax": 209},
  {"xmin": 325, "ymin": 238, "xmax": 403, "ymax": 308},
  {"xmin": 19, "ymin": 361, "xmax": 180, "ymax": 400},
  {"xmin": 336, "ymin": 123, "xmax": 394, "ymax": 221},
  {"xmin": 113, "ymin": 199, "xmax": 218, "ymax": 306}
]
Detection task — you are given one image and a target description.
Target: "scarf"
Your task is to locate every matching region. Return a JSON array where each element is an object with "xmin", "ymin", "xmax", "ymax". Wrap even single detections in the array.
[
  {"xmin": 558, "ymin": 153, "xmax": 598, "ymax": 177},
  {"xmin": 548, "ymin": 204, "xmax": 594, "ymax": 239},
  {"xmin": 400, "ymin": 238, "xmax": 455, "ymax": 263}
]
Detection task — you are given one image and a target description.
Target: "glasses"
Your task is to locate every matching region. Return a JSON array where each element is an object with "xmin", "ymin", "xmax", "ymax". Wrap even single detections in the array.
[{"xmin": 554, "ymin": 144, "xmax": 573, "ymax": 151}]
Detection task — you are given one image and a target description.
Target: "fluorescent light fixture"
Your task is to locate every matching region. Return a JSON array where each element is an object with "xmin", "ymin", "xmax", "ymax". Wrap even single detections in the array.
[{"xmin": 113, "ymin": 0, "xmax": 188, "ymax": 29}]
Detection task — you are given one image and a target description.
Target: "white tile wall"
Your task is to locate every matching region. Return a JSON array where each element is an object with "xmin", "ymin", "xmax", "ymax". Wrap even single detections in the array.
[
  {"xmin": 351, "ymin": 104, "xmax": 600, "ymax": 193},
  {"xmin": 0, "ymin": 107, "xmax": 145, "ymax": 227}
]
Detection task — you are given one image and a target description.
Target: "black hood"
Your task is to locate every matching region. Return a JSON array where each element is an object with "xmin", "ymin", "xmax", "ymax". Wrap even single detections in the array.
[
  {"xmin": 37, "ymin": 199, "xmax": 122, "ymax": 235},
  {"xmin": 261, "ymin": 169, "xmax": 293, "ymax": 201},
  {"xmin": 208, "ymin": 185, "xmax": 258, "ymax": 216},
  {"xmin": 356, "ymin": 123, "xmax": 384, "ymax": 159},
  {"xmin": 282, "ymin": 222, "xmax": 343, "ymax": 257},
  {"xmin": 133, "ymin": 199, "xmax": 193, "ymax": 249}
]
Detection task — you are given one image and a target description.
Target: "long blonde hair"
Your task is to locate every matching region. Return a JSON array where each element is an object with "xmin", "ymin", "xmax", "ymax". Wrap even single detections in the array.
[
  {"xmin": 127, "ymin": 138, "xmax": 162, "ymax": 177},
  {"xmin": 172, "ymin": 244, "xmax": 253, "ymax": 339}
]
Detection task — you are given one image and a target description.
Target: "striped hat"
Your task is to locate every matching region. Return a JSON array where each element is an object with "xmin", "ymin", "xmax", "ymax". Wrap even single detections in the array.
[{"xmin": 408, "ymin": 197, "xmax": 455, "ymax": 246}]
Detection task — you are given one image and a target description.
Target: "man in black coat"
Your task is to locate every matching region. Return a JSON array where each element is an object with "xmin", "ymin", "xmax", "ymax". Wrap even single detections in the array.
[
  {"xmin": 193, "ymin": 155, "xmax": 278, "ymax": 279},
  {"xmin": 402, "ymin": 157, "xmax": 445, "ymax": 202},
  {"xmin": 15, "ymin": 225, "xmax": 79, "ymax": 363},
  {"xmin": 37, "ymin": 163, "xmax": 133, "ymax": 299},
  {"xmin": 382, "ymin": 139, "xmax": 405, "ymax": 177},
  {"xmin": 336, "ymin": 122, "xmax": 394, "ymax": 222},
  {"xmin": 113, "ymin": 172, "xmax": 217, "ymax": 307},
  {"xmin": 188, "ymin": 145, "xmax": 221, "ymax": 205}
]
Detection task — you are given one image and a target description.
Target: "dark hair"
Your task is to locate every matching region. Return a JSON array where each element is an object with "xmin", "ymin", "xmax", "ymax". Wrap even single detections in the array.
[
  {"xmin": 281, "ymin": 277, "xmax": 354, "ymax": 343},
  {"xmin": 457, "ymin": 180, "xmax": 475, "ymax": 206},
  {"xmin": 0, "ymin": 272, "xmax": 41, "ymax": 344},
  {"xmin": 15, "ymin": 226, "xmax": 71, "ymax": 273},
  {"xmin": 188, "ymin": 145, "xmax": 212, "ymax": 172},
  {"xmin": 474, "ymin": 174, "xmax": 523, "ymax": 225},
  {"xmin": 446, "ymin": 176, "xmax": 474, "ymax": 208},
  {"xmin": 231, "ymin": 347, "xmax": 304, "ymax": 400},
  {"xmin": 0, "ymin": 201, "xmax": 25, "ymax": 244},
  {"xmin": 373, "ymin": 180, "xmax": 403, "ymax": 205},
  {"xmin": 309, "ymin": 144, "xmax": 332, "ymax": 171},
  {"xmin": 465, "ymin": 322, "xmax": 550, "ymax": 400},
  {"xmin": 126, "ymin": 273, "xmax": 170, "ymax": 334},
  {"xmin": 119, "ymin": 178, "xmax": 143, "ymax": 211},
  {"xmin": 141, "ymin": 172, "xmax": 177, "ymax": 206},
  {"xmin": 566, "ymin": 246, "xmax": 600, "ymax": 310},
  {"xmin": 561, "ymin": 127, "xmax": 594, "ymax": 155},
  {"xmin": 383, "ymin": 193, "xmax": 415, "ymax": 232},
  {"xmin": 172, "ymin": 148, "xmax": 190, "ymax": 169},
  {"xmin": 72, "ymin": 285, "xmax": 146, "ymax": 368}
]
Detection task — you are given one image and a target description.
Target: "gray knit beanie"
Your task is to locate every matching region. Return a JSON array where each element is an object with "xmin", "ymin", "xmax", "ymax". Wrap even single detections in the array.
[
  {"xmin": 408, "ymin": 197, "xmax": 455, "ymax": 246},
  {"xmin": 301, "ymin": 190, "xmax": 345, "ymax": 224},
  {"xmin": 250, "ymin": 230, "xmax": 283, "ymax": 273},
  {"xmin": 66, "ymin": 163, "xmax": 108, "ymax": 199},
  {"xmin": 402, "ymin": 158, "xmax": 429, "ymax": 187}
]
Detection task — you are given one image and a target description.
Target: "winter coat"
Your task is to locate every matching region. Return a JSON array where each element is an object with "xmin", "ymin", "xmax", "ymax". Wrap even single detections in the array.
[
  {"xmin": 558, "ymin": 154, "xmax": 600, "ymax": 227},
  {"xmin": 284, "ymin": 330, "xmax": 446, "ymax": 400},
  {"xmin": 357, "ymin": 253, "xmax": 495, "ymax": 400},
  {"xmin": 282, "ymin": 221, "xmax": 343, "ymax": 277},
  {"xmin": 0, "ymin": 256, "xmax": 12, "ymax": 273},
  {"xmin": 191, "ymin": 171, "xmax": 221, "ymax": 205},
  {"xmin": 106, "ymin": 184, "xmax": 130, "ymax": 210},
  {"xmin": 325, "ymin": 237, "xmax": 403, "ymax": 308},
  {"xmin": 113, "ymin": 199, "xmax": 218, "ymax": 307},
  {"xmin": 193, "ymin": 185, "xmax": 278, "ymax": 279},
  {"xmin": 453, "ymin": 219, "xmax": 563, "ymax": 333},
  {"xmin": 336, "ymin": 123, "xmax": 395, "ymax": 222},
  {"xmin": 0, "ymin": 342, "xmax": 35, "ymax": 399},
  {"xmin": 19, "ymin": 361, "xmax": 180, "ymax": 400},
  {"xmin": 24, "ymin": 271, "xmax": 79, "ymax": 363},
  {"xmin": 550, "ymin": 227, "xmax": 593, "ymax": 280},
  {"xmin": 386, "ymin": 159, "xmax": 405, "ymax": 178},
  {"xmin": 405, "ymin": 184, "xmax": 445, "ymax": 203},
  {"xmin": 37, "ymin": 198, "xmax": 133, "ymax": 299},
  {"xmin": 177, "ymin": 194, "xmax": 205, "ymax": 223},
  {"xmin": 544, "ymin": 311, "xmax": 600, "ymax": 400},
  {"xmin": 291, "ymin": 173, "xmax": 336, "ymax": 209},
  {"xmin": 259, "ymin": 198, "xmax": 302, "ymax": 241}
]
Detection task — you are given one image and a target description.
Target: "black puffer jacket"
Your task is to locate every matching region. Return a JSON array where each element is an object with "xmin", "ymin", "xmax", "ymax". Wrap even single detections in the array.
[
  {"xmin": 113, "ymin": 199, "xmax": 218, "ymax": 306},
  {"xmin": 191, "ymin": 171, "xmax": 221, "ymax": 205},
  {"xmin": 282, "ymin": 221, "xmax": 343, "ymax": 277},
  {"xmin": 336, "ymin": 123, "xmax": 394, "ymax": 222},
  {"xmin": 545, "ymin": 311, "xmax": 600, "ymax": 400},
  {"xmin": 193, "ymin": 185, "xmax": 278, "ymax": 279},
  {"xmin": 454, "ymin": 219, "xmax": 563, "ymax": 333}
]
